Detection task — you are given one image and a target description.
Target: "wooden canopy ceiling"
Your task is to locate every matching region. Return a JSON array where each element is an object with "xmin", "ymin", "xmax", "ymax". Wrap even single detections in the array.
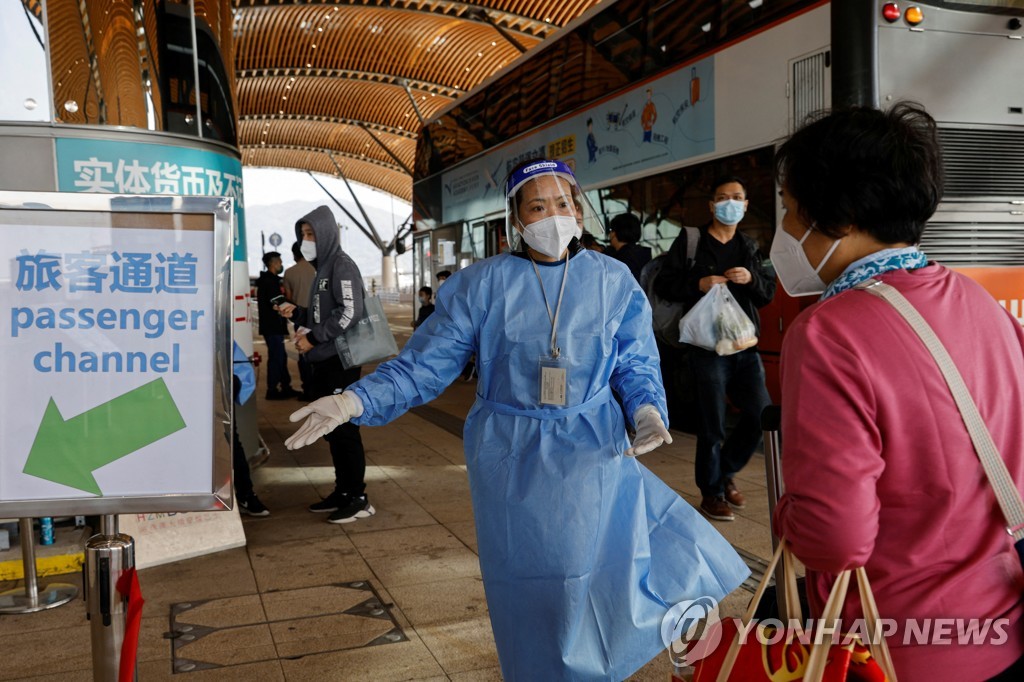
[{"xmin": 233, "ymin": 0, "xmax": 602, "ymax": 201}]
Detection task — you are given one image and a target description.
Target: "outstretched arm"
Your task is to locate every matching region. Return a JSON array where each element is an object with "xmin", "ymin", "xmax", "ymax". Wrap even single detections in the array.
[{"xmin": 285, "ymin": 276, "xmax": 477, "ymax": 447}]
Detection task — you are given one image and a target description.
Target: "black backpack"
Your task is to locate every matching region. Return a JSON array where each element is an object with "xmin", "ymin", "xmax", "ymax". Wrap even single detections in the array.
[{"xmin": 640, "ymin": 226, "xmax": 699, "ymax": 349}]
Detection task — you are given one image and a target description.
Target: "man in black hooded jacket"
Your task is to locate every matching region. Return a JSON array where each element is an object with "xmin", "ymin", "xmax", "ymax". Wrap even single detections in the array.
[{"xmin": 278, "ymin": 205, "xmax": 375, "ymax": 524}]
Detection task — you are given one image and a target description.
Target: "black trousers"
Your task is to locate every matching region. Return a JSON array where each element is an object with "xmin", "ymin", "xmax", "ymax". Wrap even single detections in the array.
[
  {"xmin": 231, "ymin": 376, "xmax": 254, "ymax": 500},
  {"xmin": 309, "ymin": 355, "xmax": 366, "ymax": 496},
  {"xmin": 232, "ymin": 421, "xmax": 254, "ymax": 500}
]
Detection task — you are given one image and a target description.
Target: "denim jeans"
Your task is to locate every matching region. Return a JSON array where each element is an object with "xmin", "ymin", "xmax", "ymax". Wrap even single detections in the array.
[
  {"xmin": 688, "ymin": 348, "xmax": 771, "ymax": 498},
  {"xmin": 264, "ymin": 334, "xmax": 292, "ymax": 393}
]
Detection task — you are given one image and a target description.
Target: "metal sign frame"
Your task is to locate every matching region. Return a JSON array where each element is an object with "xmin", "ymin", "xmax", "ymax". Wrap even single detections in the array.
[{"xmin": 0, "ymin": 191, "xmax": 233, "ymax": 516}]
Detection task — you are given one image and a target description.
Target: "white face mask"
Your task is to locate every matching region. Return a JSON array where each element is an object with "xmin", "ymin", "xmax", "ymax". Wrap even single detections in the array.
[
  {"xmin": 770, "ymin": 226, "xmax": 841, "ymax": 297},
  {"xmin": 520, "ymin": 215, "xmax": 582, "ymax": 260},
  {"xmin": 300, "ymin": 240, "xmax": 317, "ymax": 262}
]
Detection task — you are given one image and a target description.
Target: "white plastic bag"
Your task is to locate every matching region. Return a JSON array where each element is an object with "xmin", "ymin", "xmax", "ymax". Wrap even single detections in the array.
[{"xmin": 678, "ymin": 283, "xmax": 759, "ymax": 356}]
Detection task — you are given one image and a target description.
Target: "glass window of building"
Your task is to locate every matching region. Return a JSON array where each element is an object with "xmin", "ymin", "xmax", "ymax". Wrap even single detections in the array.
[{"xmin": 0, "ymin": 0, "xmax": 51, "ymax": 122}]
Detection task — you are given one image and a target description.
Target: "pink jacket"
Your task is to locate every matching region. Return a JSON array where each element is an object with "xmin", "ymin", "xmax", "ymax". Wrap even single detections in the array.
[{"xmin": 774, "ymin": 264, "xmax": 1024, "ymax": 682}]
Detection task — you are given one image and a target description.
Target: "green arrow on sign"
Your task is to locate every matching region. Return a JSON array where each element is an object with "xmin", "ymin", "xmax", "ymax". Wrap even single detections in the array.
[{"xmin": 23, "ymin": 378, "xmax": 187, "ymax": 496}]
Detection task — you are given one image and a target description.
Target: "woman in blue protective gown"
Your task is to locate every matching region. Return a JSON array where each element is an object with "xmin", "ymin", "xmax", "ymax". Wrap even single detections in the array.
[{"xmin": 285, "ymin": 160, "xmax": 749, "ymax": 680}]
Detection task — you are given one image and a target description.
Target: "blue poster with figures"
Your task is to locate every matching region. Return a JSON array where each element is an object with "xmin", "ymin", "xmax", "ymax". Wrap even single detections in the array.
[
  {"xmin": 55, "ymin": 137, "xmax": 248, "ymax": 262},
  {"xmin": 441, "ymin": 56, "xmax": 715, "ymax": 224}
]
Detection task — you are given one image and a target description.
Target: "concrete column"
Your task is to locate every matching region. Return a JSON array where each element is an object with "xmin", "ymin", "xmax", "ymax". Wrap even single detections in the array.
[{"xmin": 381, "ymin": 254, "xmax": 397, "ymax": 290}]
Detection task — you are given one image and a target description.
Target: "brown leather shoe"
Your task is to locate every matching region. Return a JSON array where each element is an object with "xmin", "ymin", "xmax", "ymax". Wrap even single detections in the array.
[
  {"xmin": 725, "ymin": 480, "xmax": 746, "ymax": 509},
  {"xmin": 700, "ymin": 496, "xmax": 735, "ymax": 522}
]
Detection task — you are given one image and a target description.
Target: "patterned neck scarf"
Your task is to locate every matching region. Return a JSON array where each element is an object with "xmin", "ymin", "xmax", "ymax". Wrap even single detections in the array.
[{"xmin": 821, "ymin": 246, "xmax": 929, "ymax": 301}]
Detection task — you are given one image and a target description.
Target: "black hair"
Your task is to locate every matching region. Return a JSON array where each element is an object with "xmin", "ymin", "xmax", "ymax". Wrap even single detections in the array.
[
  {"xmin": 419, "ymin": 286, "xmax": 433, "ymax": 297},
  {"xmin": 608, "ymin": 212, "xmax": 641, "ymax": 244},
  {"xmin": 291, "ymin": 241, "xmax": 303, "ymax": 260},
  {"xmin": 580, "ymin": 232, "xmax": 600, "ymax": 247},
  {"xmin": 262, "ymin": 251, "xmax": 281, "ymax": 268},
  {"xmin": 436, "ymin": 270, "xmax": 452, "ymax": 280},
  {"xmin": 709, "ymin": 176, "xmax": 748, "ymax": 199},
  {"xmin": 775, "ymin": 102, "xmax": 943, "ymax": 243}
]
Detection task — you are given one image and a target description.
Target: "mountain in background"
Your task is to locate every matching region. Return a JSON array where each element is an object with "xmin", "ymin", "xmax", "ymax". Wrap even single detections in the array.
[{"xmin": 243, "ymin": 198, "xmax": 413, "ymax": 285}]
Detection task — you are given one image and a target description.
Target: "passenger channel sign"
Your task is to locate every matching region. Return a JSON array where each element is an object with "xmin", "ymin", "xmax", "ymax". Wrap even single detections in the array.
[{"xmin": 0, "ymin": 192, "xmax": 233, "ymax": 516}]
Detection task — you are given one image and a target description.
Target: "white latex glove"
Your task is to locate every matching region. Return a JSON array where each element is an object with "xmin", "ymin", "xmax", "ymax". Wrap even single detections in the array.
[
  {"xmin": 625, "ymin": 404, "xmax": 672, "ymax": 457},
  {"xmin": 285, "ymin": 391, "xmax": 364, "ymax": 450}
]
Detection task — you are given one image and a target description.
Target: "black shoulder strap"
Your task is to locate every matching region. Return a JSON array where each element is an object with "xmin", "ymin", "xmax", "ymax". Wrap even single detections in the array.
[{"xmin": 683, "ymin": 226, "xmax": 700, "ymax": 267}]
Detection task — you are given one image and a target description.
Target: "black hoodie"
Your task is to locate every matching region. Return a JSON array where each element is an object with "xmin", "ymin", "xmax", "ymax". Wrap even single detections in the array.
[{"xmin": 290, "ymin": 205, "xmax": 365, "ymax": 363}]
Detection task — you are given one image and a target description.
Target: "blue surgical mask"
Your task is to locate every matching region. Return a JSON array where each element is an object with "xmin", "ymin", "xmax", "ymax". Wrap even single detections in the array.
[{"xmin": 714, "ymin": 199, "xmax": 746, "ymax": 226}]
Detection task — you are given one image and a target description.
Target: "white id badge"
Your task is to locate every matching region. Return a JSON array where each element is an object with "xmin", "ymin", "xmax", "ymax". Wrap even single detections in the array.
[{"xmin": 539, "ymin": 356, "xmax": 569, "ymax": 406}]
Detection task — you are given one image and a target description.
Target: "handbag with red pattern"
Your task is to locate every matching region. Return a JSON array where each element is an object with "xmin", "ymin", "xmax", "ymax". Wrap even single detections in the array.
[{"xmin": 683, "ymin": 540, "xmax": 897, "ymax": 682}]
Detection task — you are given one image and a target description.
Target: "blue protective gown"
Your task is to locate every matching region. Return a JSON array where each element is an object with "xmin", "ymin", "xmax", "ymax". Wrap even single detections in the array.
[{"xmin": 349, "ymin": 250, "xmax": 749, "ymax": 680}]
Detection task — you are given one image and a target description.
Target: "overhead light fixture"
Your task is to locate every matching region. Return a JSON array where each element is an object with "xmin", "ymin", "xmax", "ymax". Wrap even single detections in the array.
[
  {"xmin": 748, "ymin": 0, "xmax": 764, "ymax": 8},
  {"xmin": 701, "ymin": 22, "xmax": 712, "ymax": 32}
]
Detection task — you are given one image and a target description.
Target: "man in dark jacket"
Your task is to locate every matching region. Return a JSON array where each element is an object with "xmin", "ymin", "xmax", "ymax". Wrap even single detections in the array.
[
  {"xmin": 277, "ymin": 206, "xmax": 374, "ymax": 524},
  {"xmin": 412, "ymin": 286, "xmax": 434, "ymax": 330},
  {"xmin": 256, "ymin": 251, "xmax": 297, "ymax": 400},
  {"xmin": 605, "ymin": 213, "xmax": 652, "ymax": 283},
  {"xmin": 654, "ymin": 176, "xmax": 775, "ymax": 523}
]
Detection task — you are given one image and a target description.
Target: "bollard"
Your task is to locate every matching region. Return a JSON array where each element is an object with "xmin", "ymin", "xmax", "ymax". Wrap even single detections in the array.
[
  {"xmin": 0, "ymin": 517, "xmax": 78, "ymax": 614},
  {"xmin": 84, "ymin": 516, "xmax": 137, "ymax": 682}
]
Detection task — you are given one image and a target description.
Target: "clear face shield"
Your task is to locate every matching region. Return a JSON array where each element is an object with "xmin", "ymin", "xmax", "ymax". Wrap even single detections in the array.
[{"xmin": 505, "ymin": 160, "xmax": 603, "ymax": 258}]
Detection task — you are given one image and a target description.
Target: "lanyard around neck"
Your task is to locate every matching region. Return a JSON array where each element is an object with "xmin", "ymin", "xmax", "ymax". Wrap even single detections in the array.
[{"xmin": 529, "ymin": 254, "xmax": 570, "ymax": 358}]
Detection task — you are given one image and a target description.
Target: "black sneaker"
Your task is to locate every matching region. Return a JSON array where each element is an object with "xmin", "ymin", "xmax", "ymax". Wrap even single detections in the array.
[
  {"xmin": 265, "ymin": 390, "xmax": 289, "ymax": 401},
  {"xmin": 327, "ymin": 495, "xmax": 375, "ymax": 524},
  {"xmin": 239, "ymin": 495, "xmax": 270, "ymax": 517},
  {"xmin": 308, "ymin": 492, "xmax": 346, "ymax": 513},
  {"xmin": 279, "ymin": 387, "xmax": 301, "ymax": 398}
]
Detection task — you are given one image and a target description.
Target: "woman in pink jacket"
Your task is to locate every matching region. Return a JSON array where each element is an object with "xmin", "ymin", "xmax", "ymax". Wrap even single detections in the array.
[{"xmin": 771, "ymin": 103, "xmax": 1024, "ymax": 681}]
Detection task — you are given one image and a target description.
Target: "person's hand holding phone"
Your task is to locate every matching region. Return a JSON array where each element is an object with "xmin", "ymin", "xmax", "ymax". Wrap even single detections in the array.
[{"xmin": 273, "ymin": 295, "xmax": 296, "ymax": 318}]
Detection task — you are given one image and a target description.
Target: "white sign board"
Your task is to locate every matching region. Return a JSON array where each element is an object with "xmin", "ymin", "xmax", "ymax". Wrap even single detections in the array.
[
  {"xmin": 438, "ymin": 239, "xmax": 457, "ymax": 266},
  {"xmin": 0, "ymin": 193, "xmax": 232, "ymax": 516}
]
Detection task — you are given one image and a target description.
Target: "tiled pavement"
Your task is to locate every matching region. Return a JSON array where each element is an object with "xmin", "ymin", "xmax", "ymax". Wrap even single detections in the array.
[{"xmin": 0, "ymin": 309, "xmax": 778, "ymax": 681}]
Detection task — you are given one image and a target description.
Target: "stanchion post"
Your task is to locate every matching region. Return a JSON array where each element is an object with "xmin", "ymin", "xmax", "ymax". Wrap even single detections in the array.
[
  {"xmin": 85, "ymin": 516, "xmax": 137, "ymax": 681},
  {"xmin": 0, "ymin": 517, "xmax": 78, "ymax": 614},
  {"xmin": 19, "ymin": 518, "xmax": 38, "ymax": 610}
]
